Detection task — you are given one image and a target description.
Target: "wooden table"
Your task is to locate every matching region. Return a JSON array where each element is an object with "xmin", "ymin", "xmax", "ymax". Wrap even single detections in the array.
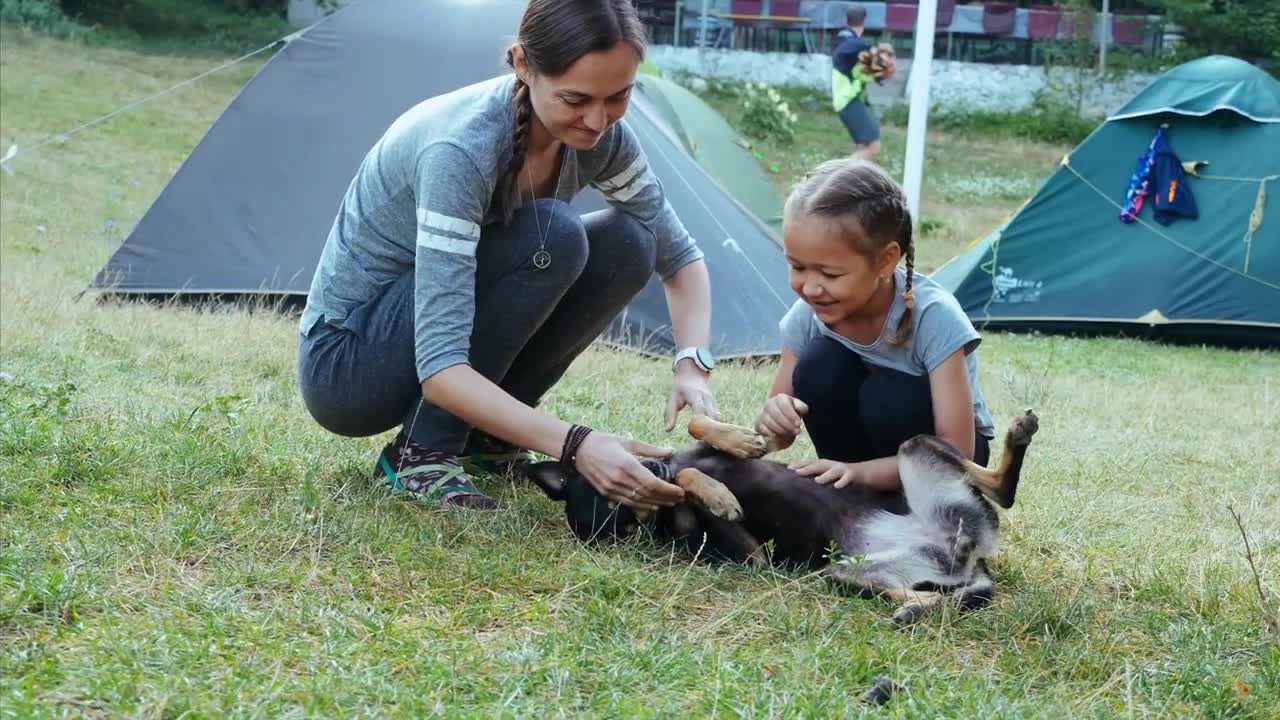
[{"xmin": 709, "ymin": 11, "xmax": 816, "ymax": 52}]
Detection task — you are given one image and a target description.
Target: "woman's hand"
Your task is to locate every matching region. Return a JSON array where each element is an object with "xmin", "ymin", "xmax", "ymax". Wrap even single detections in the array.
[
  {"xmin": 573, "ymin": 432, "xmax": 683, "ymax": 511},
  {"xmin": 754, "ymin": 393, "xmax": 808, "ymax": 452},
  {"xmin": 790, "ymin": 458, "xmax": 862, "ymax": 489},
  {"xmin": 665, "ymin": 365, "xmax": 720, "ymax": 432}
]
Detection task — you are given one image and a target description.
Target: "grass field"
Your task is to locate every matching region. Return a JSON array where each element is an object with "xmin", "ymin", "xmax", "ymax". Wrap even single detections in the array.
[{"xmin": 2, "ymin": 26, "xmax": 1278, "ymax": 718}]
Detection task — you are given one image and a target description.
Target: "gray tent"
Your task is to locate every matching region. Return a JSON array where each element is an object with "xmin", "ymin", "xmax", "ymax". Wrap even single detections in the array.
[{"xmin": 90, "ymin": 0, "xmax": 793, "ymax": 358}]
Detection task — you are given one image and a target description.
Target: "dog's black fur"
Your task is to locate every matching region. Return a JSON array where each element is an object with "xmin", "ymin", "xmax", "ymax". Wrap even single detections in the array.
[{"xmin": 524, "ymin": 412, "xmax": 1039, "ymax": 625}]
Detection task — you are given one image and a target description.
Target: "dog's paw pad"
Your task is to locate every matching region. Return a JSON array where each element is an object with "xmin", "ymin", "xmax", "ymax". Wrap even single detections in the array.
[
  {"xmin": 689, "ymin": 416, "xmax": 769, "ymax": 459},
  {"xmin": 716, "ymin": 429, "xmax": 769, "ymax": 460},
  {"xmin": 891, "ymin": 603, "xmax": 930, "ymax": 628},
  {"xmin": 1007, "ymin": 411, "xmax": 1039, "ymax": 446}
]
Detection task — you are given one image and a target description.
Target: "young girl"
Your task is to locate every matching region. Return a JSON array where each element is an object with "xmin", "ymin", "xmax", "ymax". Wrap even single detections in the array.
[
  {"xmin": 297, "ymin": 0, "xmax": 719, "ymax": 512},
  {"xmin": 754, "ymin": 158, "xmax": 995, "ymax": 491}
]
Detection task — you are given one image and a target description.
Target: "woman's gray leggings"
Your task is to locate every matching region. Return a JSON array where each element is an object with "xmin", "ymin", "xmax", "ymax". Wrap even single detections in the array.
[{"xmin": 297, "ymin": 199, "xmax": 657, "ymax": 453}]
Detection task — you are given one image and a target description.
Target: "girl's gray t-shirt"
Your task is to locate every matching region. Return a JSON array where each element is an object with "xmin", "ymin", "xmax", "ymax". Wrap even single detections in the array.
[
  {"xmin": 779, "ymin": 266, "xmax": 995, "ymax": 438},
  {"xmin": 299, "ymin": 74, "xmax": 703, "ymax": 383}
]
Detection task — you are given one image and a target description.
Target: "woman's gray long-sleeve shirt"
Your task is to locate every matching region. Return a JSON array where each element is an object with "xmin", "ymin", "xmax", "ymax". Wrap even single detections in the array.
[{"xmin": 299, "ymin": 74, "xmax": 703, "ymax": 383}]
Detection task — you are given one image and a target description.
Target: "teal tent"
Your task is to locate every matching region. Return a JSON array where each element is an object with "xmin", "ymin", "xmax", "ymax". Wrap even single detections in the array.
[{"xmin": 934, "ymin": 55, "xmax": 1280, "ymax": 348}]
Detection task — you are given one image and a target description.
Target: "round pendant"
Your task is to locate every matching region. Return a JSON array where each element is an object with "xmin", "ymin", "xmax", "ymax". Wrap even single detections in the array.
[{"xmin": 532, "ymin": 250, "xmax": 551, "ymax": 270}]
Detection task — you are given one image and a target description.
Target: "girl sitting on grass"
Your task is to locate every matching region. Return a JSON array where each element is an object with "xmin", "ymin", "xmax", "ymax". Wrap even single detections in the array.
[{"xmin": 754, "ymin": 158, "xmax": 996, "ymax": 490}]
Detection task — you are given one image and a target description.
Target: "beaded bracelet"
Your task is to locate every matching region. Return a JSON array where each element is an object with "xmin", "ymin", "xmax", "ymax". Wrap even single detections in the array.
[{"xmin": 560, "ymin": 424, "xmax": 593, "ymax": 469}]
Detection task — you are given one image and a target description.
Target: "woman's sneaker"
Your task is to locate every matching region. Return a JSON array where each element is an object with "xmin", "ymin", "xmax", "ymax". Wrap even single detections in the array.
[
  {"xmin": 374, "ymin": 435, "xmax": 498, "ymax": 510},
  {"xmin": 461, "ymin": 430, "xmax": 536, "ymax": 478}
]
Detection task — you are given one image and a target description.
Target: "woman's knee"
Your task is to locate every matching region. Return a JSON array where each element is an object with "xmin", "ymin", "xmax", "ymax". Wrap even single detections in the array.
[
  {"xmin": 791, "ymin": 336, "xmax": 866, "ymax": 410},
  {"xmin": 296, "ymin": 330, "xmax": 415, "ymax": 439},
  {"xmin": 582, "ymin": 209, "xmax": 657, "ymax": 282},
  {"xmin": 486, "ymin": 199, "xmax": 590, "ymax": 280}
]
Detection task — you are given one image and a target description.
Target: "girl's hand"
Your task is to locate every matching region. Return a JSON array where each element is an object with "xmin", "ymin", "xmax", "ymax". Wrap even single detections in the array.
[
  {"xmin": 790, "ymin": 459, "xmax": 861, "ymax": 489},
  {"xmin": 665, "ymin": 365, "xmax": 720, "ymax": 432},
  {"xmin": 754, "ymin": 394, "xmax": 808, "ymax": 452},
  {"xmin": 573, "ymin": 432, "xmax": 683, "ymax": 511}
]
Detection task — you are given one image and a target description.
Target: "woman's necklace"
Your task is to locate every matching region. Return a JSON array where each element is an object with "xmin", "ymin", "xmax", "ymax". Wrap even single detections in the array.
[{"xmin": 525, "ymin": 144, "xmax": 569, "ymax": 271}]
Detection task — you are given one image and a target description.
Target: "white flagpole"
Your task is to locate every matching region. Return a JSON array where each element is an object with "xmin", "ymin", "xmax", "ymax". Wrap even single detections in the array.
[{"xmin": 902, "ymin": 0, "xmax": 938, "ymax": 226}]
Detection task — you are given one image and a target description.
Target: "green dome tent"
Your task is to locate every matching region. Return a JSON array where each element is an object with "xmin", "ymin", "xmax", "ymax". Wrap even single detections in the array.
[
  {"xmin": 88, "ymin": 0, "xmax": 794, "ymax": 359},
  {"xmin": 634, "ymin": 73, "xmax": 785, "ymax": 240},
  {"xmin": 933, "ymin": 55, "xmax": 1280, "ymax": 348}
]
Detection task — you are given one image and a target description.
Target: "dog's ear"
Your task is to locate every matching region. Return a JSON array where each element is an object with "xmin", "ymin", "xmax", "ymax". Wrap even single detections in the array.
[{"xmin": 523, "ymin": 461, "xmax": 568, "ymax": 501}]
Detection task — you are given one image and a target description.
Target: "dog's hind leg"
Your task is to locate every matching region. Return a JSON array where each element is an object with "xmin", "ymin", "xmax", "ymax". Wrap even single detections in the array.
[
  {"xmin": 958, "ymin": 411, "xmax": 1038, "ymax": 509},
  {"xmin": 821, "ymin": 559, "xmax": 948, "ymax": 627},
  {"xmin": 953, "ymin": 560, "xmax": 995, "ymax": 612},
  {"xmin": 884, "ymin": 588, "xmax": 948, "ymax": 627},
  {"xmin": 671, "ymin": 468, "xmax": 768, "ymax": 566},
  {"xmin": 690, "ymin": 512, "xmax": 770, "ymax": 567},
  {"xmin": 897, "ymin": 412, "xmax": 1038, "ymax": 511},
  {"xmin": 687, "ymin": 415, "xmax": 769, "ymax": 459}
]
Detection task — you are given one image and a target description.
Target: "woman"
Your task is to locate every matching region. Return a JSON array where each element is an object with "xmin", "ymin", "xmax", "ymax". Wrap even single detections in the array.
[{"xmin": 296, "ymin": 0, "xmax": 719, "ymax": 512}]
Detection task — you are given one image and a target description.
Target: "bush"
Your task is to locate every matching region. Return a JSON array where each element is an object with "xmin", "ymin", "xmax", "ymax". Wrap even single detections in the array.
[
  {"xmin": 739, "ymin": 82, "xmax": 799, "ymax": 144},
  {"xmin": 884, "ymin": 92, "xmax": 1099, "ymax": 147},
  {"xmin": 0, "ymin": 0, "xmax": 90, "ymax": 36},
  {"xmin": 2, "ymin": 0, "xmax": 296, "ymax": 53}
]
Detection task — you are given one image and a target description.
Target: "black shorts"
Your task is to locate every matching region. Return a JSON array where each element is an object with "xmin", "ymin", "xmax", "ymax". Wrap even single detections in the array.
[{"xmin": 838, "ymin": 99, "xmax": 880, "ymax": 145}]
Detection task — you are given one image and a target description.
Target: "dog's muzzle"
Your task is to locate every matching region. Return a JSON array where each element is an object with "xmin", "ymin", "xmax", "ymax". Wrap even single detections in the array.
[{"xmin": 640, "ymin": 458, "xmax": 675, "ymax": 483}]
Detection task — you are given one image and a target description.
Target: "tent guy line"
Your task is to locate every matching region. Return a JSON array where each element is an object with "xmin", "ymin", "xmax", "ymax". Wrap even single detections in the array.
[
  {"xmin": 1060, "ymin": 160, "xmax": 1280, "ymax": 292},
  {"xmin": 0, "ymin": 38, "xmax": 291, "ymax": 176}
]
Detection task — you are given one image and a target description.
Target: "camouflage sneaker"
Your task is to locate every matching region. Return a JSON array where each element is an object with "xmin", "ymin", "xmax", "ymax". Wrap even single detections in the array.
[
  {"xmin": 374, "ymin": 436, "xmax": 498, "ymax": 510},
  {"xmin": 461, "ymin": 430, "xmax": 536, "ymax": 478}
]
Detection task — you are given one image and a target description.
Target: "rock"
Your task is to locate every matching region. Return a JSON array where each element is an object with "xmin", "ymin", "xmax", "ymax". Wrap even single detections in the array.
[
  {"xmin": 687, "ymin": 76, "xmax": 708, "ymax": 93},
  {"xmin": 860, "ymin": 676, "xmax": 901, "ymax": 705}
]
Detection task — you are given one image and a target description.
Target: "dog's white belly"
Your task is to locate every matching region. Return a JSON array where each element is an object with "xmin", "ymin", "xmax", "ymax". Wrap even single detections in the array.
[{"xmin": 842, "ymin": 511, "xmax": 977, "ymax": 588}]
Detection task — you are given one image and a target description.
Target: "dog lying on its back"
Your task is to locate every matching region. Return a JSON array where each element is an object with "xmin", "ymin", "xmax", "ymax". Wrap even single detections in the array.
[{"xmin": 524, "ymin": 411, "xmax": 1039, "ymax": 626}]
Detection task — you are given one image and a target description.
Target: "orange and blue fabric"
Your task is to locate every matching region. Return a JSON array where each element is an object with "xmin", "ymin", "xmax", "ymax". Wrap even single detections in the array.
[{"xmin": 1120, "ymin": 126, "xmax": 1198, "ymax": 226}]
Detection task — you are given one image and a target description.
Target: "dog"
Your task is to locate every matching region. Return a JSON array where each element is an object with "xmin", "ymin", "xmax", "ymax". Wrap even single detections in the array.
[
  {"xmin": 859, "ymin": 43, "xmax": 897, "ymax": 81},
  {"xmin": 523, "ymin": 411, "xmax": 1039, "ymax": 626}
]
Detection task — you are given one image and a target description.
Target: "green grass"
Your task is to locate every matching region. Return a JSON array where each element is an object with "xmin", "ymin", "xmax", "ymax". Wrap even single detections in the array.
[{"xmin": 3, "ymin": 27, "xmax": 1279, "ymax": 717}]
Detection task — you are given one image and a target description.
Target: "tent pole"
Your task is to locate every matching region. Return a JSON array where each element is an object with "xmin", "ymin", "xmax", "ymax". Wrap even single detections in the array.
[
  {"xmin": 699, "ymin": 0, "xmax": 710, "ymax": 48},
  {"xmin": 902, "ymin": 0, "xmax": 938, "ymax": 227},
  {"xmin": 1099, "ymin": 0, "xmax": 1110, "ymax": 72}
]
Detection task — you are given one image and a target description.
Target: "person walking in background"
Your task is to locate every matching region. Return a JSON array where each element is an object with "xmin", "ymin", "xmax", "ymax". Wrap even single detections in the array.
[{"xmin": 831, "ymin": 6, "xmax": 892, "ymax": 161}]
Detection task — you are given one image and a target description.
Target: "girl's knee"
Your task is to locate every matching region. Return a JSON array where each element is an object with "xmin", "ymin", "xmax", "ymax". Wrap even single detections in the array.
[{"xmin": 791, "ymin": 336, "xmax": 866, "ymax": 409}]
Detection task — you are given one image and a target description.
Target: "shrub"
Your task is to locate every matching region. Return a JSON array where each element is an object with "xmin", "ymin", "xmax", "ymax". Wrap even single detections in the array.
[
  {"xmin": 884, "ymin": 92, "xmax": 1099, "ymax": 147},
  {"xmin": 740, "ymin": 82, "xmax": 798, "ymax": 144},
  {"xmin": 49, "ymin": 0, "xmax": 293, "ymax": 51},
  {"xmin": 0, "ymin": 0, "xmax": 90, "ymax": 36},
  {"xmin": 1149, "ymin": 0, "xmax": 1280, "ymax": 70}
]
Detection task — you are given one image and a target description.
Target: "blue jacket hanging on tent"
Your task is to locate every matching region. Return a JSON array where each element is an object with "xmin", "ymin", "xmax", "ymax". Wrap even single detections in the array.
[{"xmin": 1120, "ymin": 125, "xmax": 1199, "ymax": 225}]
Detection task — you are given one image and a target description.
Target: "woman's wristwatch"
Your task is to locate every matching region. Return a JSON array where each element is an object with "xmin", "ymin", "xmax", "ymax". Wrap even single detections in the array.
[{"xmin": 672, "ymin": 346, "xmax": 715, "ymax": 374}]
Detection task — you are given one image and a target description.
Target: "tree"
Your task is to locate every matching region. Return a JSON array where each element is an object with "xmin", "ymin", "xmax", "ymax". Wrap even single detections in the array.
[{"xmin": 1149, "ymin": 0, "xmax": 1280, "ymax": 69}]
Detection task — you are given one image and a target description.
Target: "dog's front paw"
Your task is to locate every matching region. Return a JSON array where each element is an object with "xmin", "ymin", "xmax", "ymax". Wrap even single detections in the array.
[
  {"xmin": 688, "ymin": 416, "xmax": 769, "ymax": 459},
  {"xmin": 1007, "ymin": 410, "xmax": 1039, "ymax": 447},
  {"xmin": 675, "ymin": 468, "xmax": 743, "ymax": 521}
]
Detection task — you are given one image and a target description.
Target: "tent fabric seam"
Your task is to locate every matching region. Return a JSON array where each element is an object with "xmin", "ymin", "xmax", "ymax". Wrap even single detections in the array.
[
  {"xmin": 973, "ymin": 316, "xmax": 1280, "ymax": 328},
  {"xmin": 1109, "ymin": 106, "xmax": 1280, "ymax": 123}
]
